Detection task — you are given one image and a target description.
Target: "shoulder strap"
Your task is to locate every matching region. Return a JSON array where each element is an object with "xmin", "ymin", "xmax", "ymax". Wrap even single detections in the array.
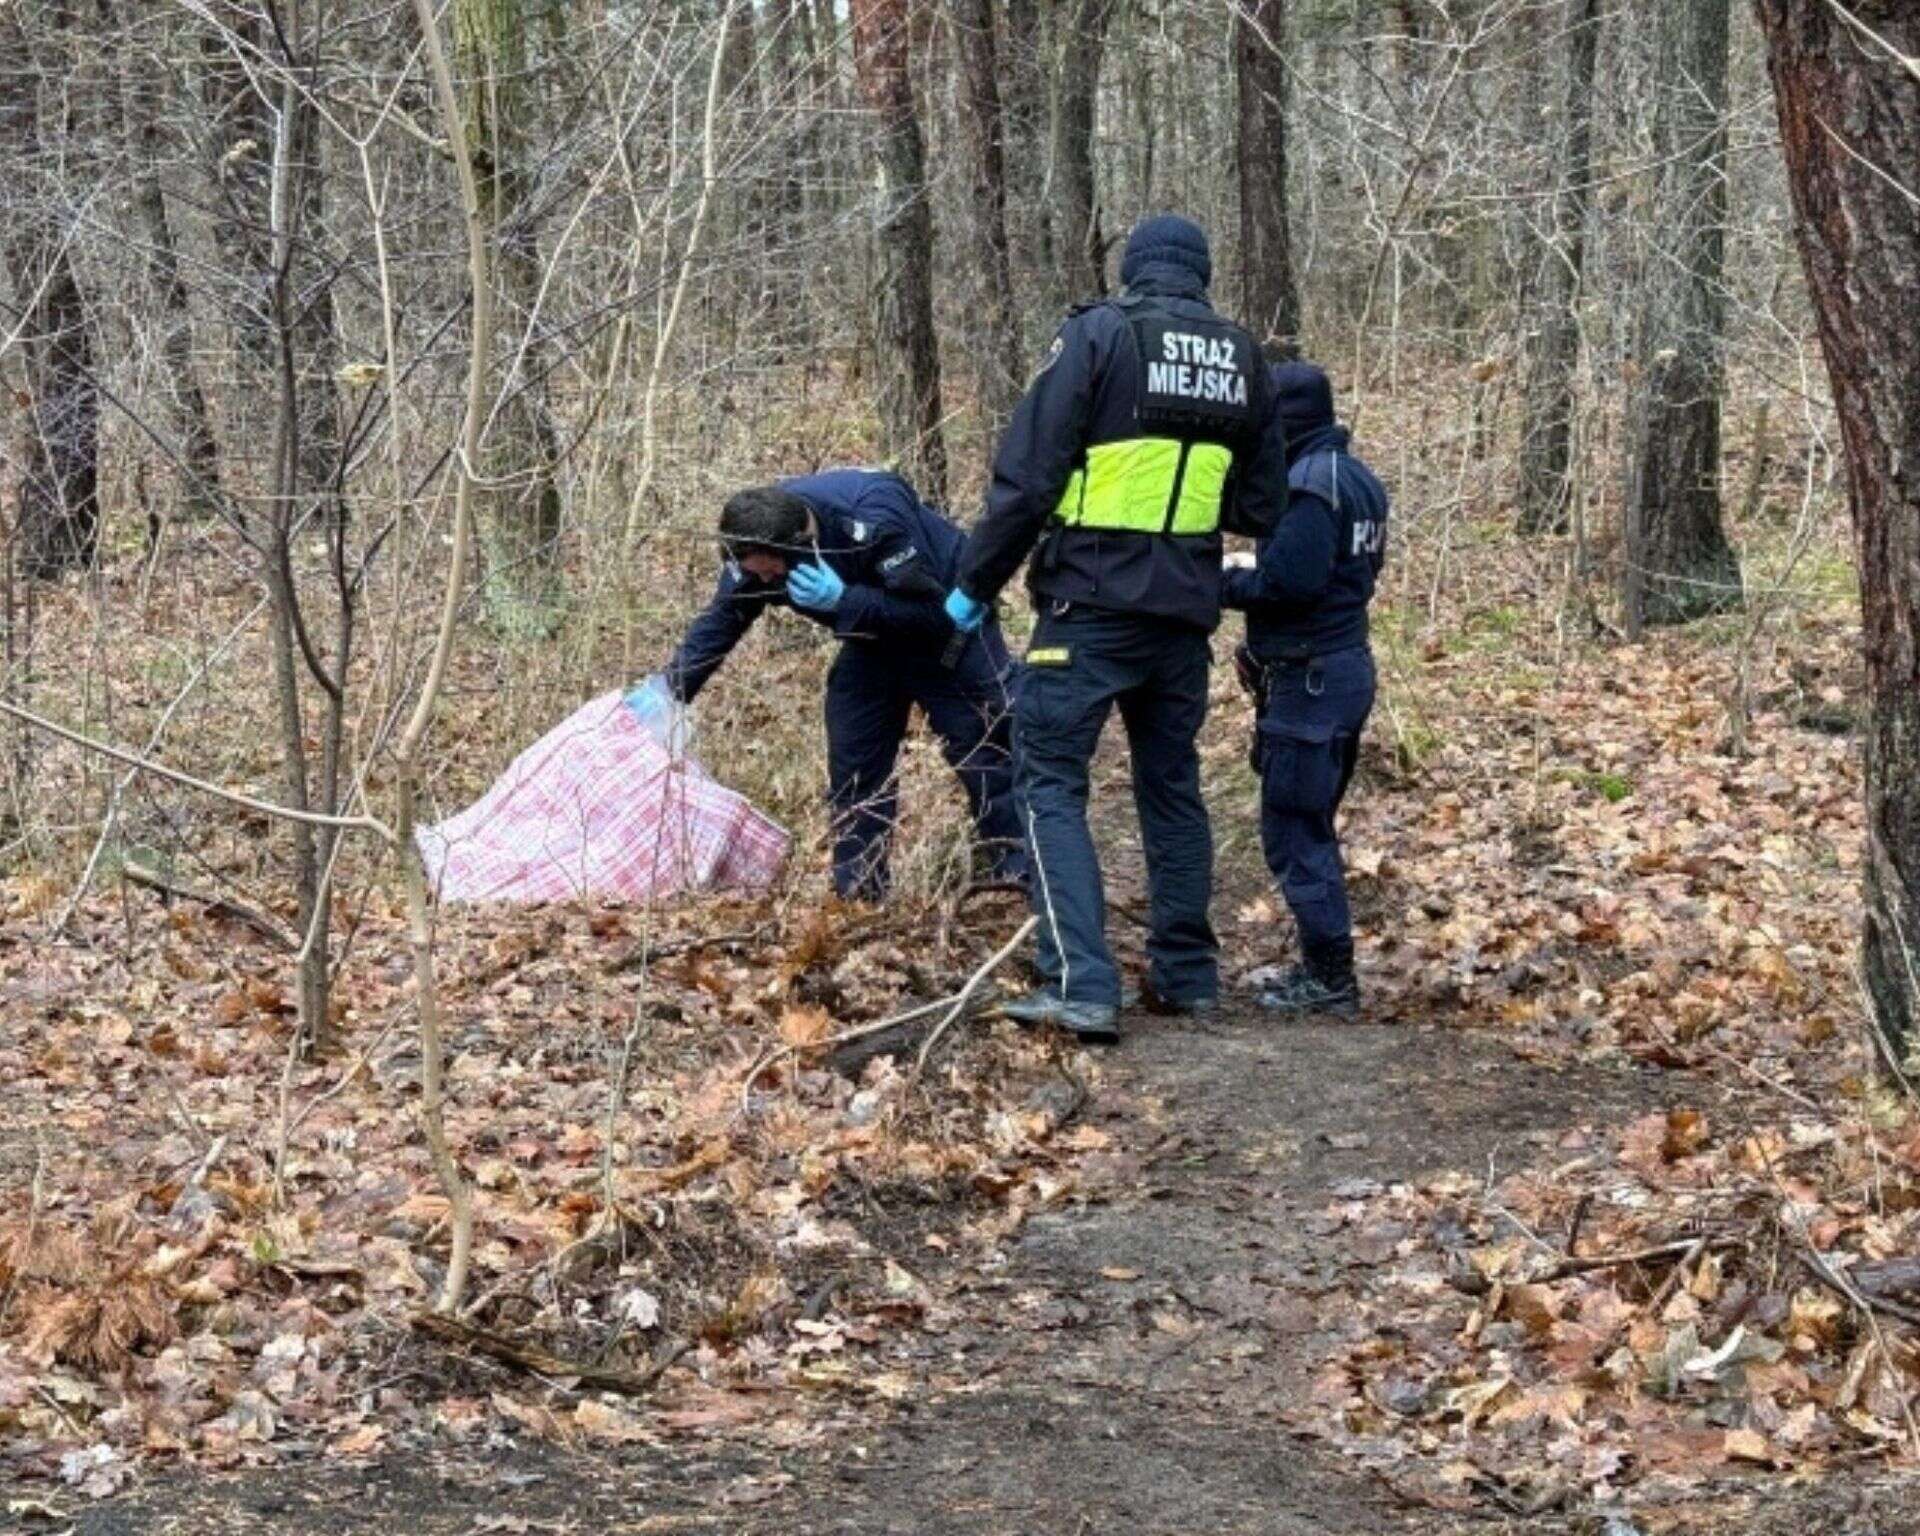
[
  {"xmin": 1289, "ymin": 448, "xmax": 1342, "ymax": 514},
  {"xmin": 1066, "ymin": 293, "xmax": 1144, "ymax": 319}
]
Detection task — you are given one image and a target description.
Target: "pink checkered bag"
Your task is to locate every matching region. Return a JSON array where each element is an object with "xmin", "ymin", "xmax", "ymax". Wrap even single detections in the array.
[{"xmin": 417, "ymin": 691, "xmax": 789, "ymax": 903}]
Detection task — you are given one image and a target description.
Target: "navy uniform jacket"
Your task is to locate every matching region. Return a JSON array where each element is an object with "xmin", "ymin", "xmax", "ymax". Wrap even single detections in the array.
[
  {"xmin": 1223, "ymin": 424, "xmax": 1388, "ymax": 659},
  {"xmin": 665, "ymin": 469, "xmax": 968, "ymax": 702},
  {"xmin": 955, "ymin": 270, "xmax": 1290, "ymax": 631}
]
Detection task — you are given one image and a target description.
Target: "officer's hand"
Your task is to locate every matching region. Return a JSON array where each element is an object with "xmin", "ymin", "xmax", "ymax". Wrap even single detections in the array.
[
  {"xmin": 787, "ymin": 561, "xmax": 845, "ymax": 612},
  {"xmin": 944, "ymin": 589, "xmax": 988, "ymax": 633},
  {"xmin": 1222, "ymin": 551, "xmax": 1257, "ymax": 572},
  {"xmin": 624, "ymin": 674, "xmax": 673, "ymax": 720}
]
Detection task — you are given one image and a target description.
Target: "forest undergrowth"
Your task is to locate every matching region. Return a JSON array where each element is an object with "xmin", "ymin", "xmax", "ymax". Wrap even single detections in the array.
[{"xmin": 2, "ymin": 366, "xmax": 1914, "ymax": 1514}]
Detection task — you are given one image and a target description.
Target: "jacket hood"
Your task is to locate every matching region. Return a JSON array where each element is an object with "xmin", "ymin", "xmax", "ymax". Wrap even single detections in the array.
[
  {"xmin": 1123, "ymin": 264, "xmax": 1211, "ymax": 302},
  {"xmin": 1120, "ymin": 214, "xmax": 1212, "ymax": 289},
  {"xmin": 1271, "ymin": 361, "xmax": 1336, "ymax": 442}
]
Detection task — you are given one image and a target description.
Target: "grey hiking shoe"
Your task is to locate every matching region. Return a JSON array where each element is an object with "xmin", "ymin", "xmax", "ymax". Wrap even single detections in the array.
[
  {"xmin": 1257, "ymin": 964, "xmax": 1360, "ymax": 1019},
  {"xmin": 996, "ymin": 989, "xmax": 1123, "ymax": 1045}
]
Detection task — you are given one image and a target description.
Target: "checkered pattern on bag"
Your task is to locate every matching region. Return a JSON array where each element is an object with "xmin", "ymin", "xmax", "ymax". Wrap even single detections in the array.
[{"xmin": 417, "ymin": 691, "xmax": 789, "ymax": 903}]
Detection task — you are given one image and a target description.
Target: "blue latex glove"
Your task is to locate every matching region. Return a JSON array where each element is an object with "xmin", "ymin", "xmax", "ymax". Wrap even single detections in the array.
[
  {"xmin": 787, "ymin": 560, "xmax": 845, "ymax": 613},
  {"xmin": 944, "ymin": 588, "xmax": 988, "ymax": 633},
  {"xmin": 624, "ymin": 675, "xmax": 673, "ymax": 721}
]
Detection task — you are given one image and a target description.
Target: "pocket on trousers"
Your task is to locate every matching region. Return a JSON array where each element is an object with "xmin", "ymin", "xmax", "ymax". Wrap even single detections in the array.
[
  {"xmin": 1258, "ymin": 717, "xmax": 1344, "ymax": 816},
  {"xmin": 1016, "ymin": 662, "xmax": 1074, "ymax": 741}
]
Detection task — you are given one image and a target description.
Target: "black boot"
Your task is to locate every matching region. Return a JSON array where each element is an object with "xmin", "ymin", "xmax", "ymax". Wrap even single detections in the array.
[
  {"xmin": 1258, "ymin": 963, "xmax": 1359, "ymax": 1019},
  {"xmin": 1140, "ymin": 983, "xmax": 1219, "ymax": 1019}
]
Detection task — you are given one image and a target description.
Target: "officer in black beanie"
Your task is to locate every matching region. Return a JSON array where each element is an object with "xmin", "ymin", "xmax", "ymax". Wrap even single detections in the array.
[{"xmin": 943, "ymin": 214, "xmax": 1290, "ymax": 1043}]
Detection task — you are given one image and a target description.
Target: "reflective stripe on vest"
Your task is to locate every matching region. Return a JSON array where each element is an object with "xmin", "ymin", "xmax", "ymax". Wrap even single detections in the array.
[{"xmin": 1053, "ymin": 437, "xmax": 1235, "ymax": 536}]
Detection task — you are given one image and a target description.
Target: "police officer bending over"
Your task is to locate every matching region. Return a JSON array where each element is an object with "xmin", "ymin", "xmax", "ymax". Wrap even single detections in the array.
[
  {"xmin": 1223, "ymin": 363, "xmax": 1388, "ymax": 1016},
  {"xmin": 945, "ymin": 214, "xmax": 1289, "ymax": 1043},
  {"xmin": 638, "ymin": 470, "xmax": 1027, "ymax": 901}
]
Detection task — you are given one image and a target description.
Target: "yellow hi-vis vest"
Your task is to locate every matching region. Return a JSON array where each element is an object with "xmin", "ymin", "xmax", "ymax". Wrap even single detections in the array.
[
  {"xmin": 1053, "ymin": 437, "xmax": 1237, "ymax": 536},
  {"xmin": 1052, "ymin": 298, "xmax": 1259, "ymax": 538}
]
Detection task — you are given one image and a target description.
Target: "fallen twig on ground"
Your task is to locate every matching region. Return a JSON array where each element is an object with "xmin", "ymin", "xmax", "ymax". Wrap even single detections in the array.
[
  {"xmin": 603, "ymin": 925, "xmax": 773, "ymax": 975},
  {"xmin": 1797, "ymin": 1236, "xmax": 1920, "ymax": 1329},
  {"xmin": 1535, "ymin": 1235, "xmax": 1739, "ymax": 1283},
  {"xmin": 1446, "ymin": 1235, "xmax": 1739, "ymax": 1296},
  {"xmin": 411, "ymin": 1312, "xmax": 688, "ymax": 1397},
  {"xmin": 1793, "ymin": 1232, "xmax": 1920, "ymax": 1458},
  {"xmin": 741, "ymin": 919, "xmax": 1038, "ymax": 1107},
  {"xmin": 915, "ymin": 917, "xmax": 1040, "ymax": 1075},
  {"xmin": 120, "ymin": 859, "xmax": 299, "ymax": 951}
]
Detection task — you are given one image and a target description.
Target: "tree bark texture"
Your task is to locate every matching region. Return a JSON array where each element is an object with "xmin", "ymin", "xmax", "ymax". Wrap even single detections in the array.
[
  {"xmin": 1047, "ymin": 0, "xmax": 1117, "ymax": 306},
  {"xmin": 1755, "ymin": 0, "xmax": 1920, "ymax": 1069},
  {"xmin": 718, "ymin": 0, "xmax": 768, "ymax": 336},
  {"xmin": 10, "ymin": 235, "xmax": 100, "ymax": 580},
  {"xmin": 763, "ymin": 0, "xmax": 808, "ymax": 344},
  {"xmin": 1000, "ymin": 0, "xmax": 1045, "ymax": 302},
  {"xmin": 1235, "ymin": 0, "xmax": 1300, "ymax": 358},
  {"xmin": 1623, "ymin": 0, "xmax": 1741, "ymax": 630},
  {"xmin": 2, "ymin": 6, "xmax": 101, "ymax": 578},
  {"xmin": 947, "ymin": 0, "xmax": 1023, "ymax": 427},
  {"xmin": 1516, "ymin": 0, "xmax": 1599, "ymax": 534},
  {"xmin": 198, "ymin": 10, "xmax": 345, "ymax": 536},
  {"xmin": 457, "ymin": 0, "xmax": 565, "ymax": 636},
  {"xmin": 850, "ymin": 0, "xmax": 948, "ymax": 501}
]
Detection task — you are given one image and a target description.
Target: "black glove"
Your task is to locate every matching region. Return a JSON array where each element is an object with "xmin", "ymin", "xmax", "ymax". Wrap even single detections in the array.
[
  {"xmin": 1233, "ymin": 643, "xmax": 1265, "ymax": 701},
  {"xmin": 1234, "ymin": 645, "xmax": 1268, "ymax": 772}
]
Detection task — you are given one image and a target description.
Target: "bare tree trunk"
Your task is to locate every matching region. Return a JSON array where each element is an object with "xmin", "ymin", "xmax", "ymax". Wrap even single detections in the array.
[
  {"xmin": 126, "ymin": 143, "xmax": 222, "ymax": 520},
  {"xmin": 2, "ymin": 9, "xmax": 100, "ymax": 579},
  {"xmin": 850, "ymin": 0, "xmax": 947, "ymax": 500},
  {"xmin": 196, "ymin": 1, "xmax": 354, "ymax": 1055},
  {"xmin": 1392, "ymin": 0, "xmax": 1422, "ymax": 95},
  {"xmin": 261, "ymin": 34, "xmax": 346, "ymax": 1054},
  {"xmin": 763, "ymin": 0, "xmax": 809, "ymax": 349},
  {"xmin": 947, "ymin": 0, "xmax": 1022, "ymax": 428},
  {"xmin": 457, "ymin": 0, "xmax": 565, "ymax": 638},
  {"xmin": 1000, "ymin": 0, "xmax": 1043, "ymax": 305},
  {"xmin": 1235, "ymin": 0, "xmax": 1299, "ymax": 357},
  {"xmin": 404, "ymin": 0, "xmax": 493, "ymax": 1311},
  {"xmin": 1516, "ymin": 0, "xmax": 1599, "ymax": 534},
  {"xmin": 1048, "ymin": 0, "xmax": 1116, "ymax": 305},
  {"xmin": 1623, "ymin": 0, "xmax": 1741, "ymax": 631},
  {"xmin": 12, "ymin": 244, "xmax": 100, "ymax": 580},
  {"xmin": 109, "ymin": 15, "xmax": 223, "ymax": 525},
  {"xmin": 197, "ymin": 7, "xmax": 346, "ymax": 547},
  {"xmin": 1756, "ymin": 0, "xmax": 1920, "ymax": 1070},
  {"xmin": 718, "ymin": 0, "xmax": 767, "ymax": 340}
]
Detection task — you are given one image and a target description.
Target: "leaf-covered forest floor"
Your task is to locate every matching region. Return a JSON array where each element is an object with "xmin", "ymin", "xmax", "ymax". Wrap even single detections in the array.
[
  {"xmin": 6, "ymin": 461, "xmax": 1920, "ymax": 1530},
  {"xmin": 29, "ymin": 1008, "xmax": 1920, "ymax": 1536}
]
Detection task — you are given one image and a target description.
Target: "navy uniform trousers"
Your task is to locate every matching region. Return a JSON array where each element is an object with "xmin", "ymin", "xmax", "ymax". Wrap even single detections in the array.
[
  {"xmin": 826, "ymin": 624, "xmax": 1024, "ymax": 901},
  {"xmin": 1257, "ymin": 644, "xmax": 1376, "ymax": 971},
  {"xmin": 1014, "ymin": 606, "xmax": 1217, "ymax": 1008}
]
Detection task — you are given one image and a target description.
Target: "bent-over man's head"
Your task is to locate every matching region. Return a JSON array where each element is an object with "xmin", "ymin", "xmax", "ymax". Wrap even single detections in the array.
[{"xmin": 720, "ymin": 486, "xmax": 812, "ymax": 581}]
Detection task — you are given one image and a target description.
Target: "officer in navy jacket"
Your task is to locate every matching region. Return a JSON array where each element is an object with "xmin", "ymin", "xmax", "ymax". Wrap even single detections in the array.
[
  {"xmin": 662, "ymin": 470, "xmax": 1025, "ymax": 900},
  {"xmin": 1222, "ymin": 363, "xmax": 1388, "ymax": 1015},
  {"xmin": 945, "ymin": 214, "xmax": 1290, "ymax": 1042}
]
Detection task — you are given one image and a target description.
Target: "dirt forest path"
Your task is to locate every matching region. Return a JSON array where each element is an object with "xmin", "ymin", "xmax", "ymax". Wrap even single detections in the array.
[{"xmin": 76, "ymin": 1004, "xmax": 1912, "ymax": 1536}]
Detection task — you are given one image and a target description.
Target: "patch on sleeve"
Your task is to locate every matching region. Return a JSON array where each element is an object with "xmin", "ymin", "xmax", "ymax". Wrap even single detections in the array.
[
  {"xmin": 1025, "ymin": 645, "xmax": 1072, "ymax": 667},
  {"xmin": 879, "ymin": 546, "xmax": 917, "ymax": 574},
  {"xmin": 848, "ymin": 519, "xmax": 871, "ymax": 544},
  {"xmin": 1034, "ymin": 334, "xmax": 1066, "ymax": 377}
]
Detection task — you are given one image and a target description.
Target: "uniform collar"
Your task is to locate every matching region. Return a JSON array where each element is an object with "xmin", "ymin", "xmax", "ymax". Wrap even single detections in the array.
[
  {"xmin": 1287, "ymin": 423, "xmax": 1349, "ymax": 465},
  {"xmin": 1123, "ymin": 266, "xmax": 1210, "ymax": 303}
]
